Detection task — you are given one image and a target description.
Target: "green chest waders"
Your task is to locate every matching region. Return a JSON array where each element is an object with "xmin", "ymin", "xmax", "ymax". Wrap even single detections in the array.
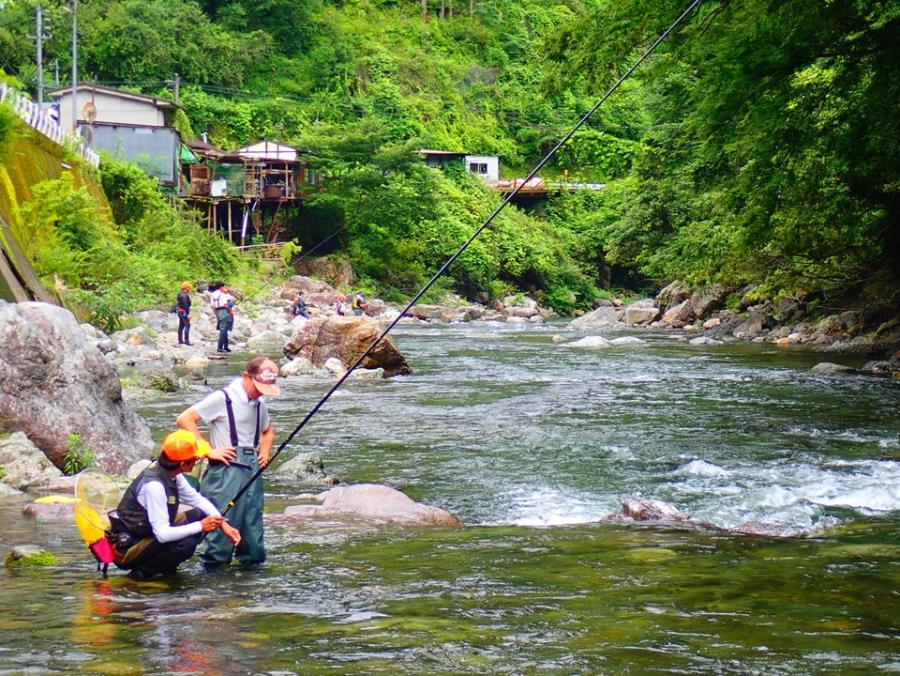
[{"xmin": 200, "ymin": 389, "xmax": 266, "ymax": 566}]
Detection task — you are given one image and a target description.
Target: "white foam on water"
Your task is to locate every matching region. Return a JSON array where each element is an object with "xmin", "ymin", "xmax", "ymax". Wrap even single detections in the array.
[
  {"xmin": 676, "ymin": 460, "xmax": 730, "ymax": 477},
  {"xmin": 493, "ymin": 486, "xmax": 615, "ymax": 527},
  {"xmin": 676, "ymin": 458, "xmax": 900, "ymax": 531}
]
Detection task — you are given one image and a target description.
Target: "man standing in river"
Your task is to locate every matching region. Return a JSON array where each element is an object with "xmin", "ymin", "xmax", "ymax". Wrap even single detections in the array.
[{"xmin": 175, "ymin": 356, "xmax": 280, "ymax": 567}]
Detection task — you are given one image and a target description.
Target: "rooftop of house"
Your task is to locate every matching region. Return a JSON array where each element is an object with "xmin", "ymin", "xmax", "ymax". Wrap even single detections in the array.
[{"xmin": 46, "ymin": 83, "xmax": 179, "ymax": 111}]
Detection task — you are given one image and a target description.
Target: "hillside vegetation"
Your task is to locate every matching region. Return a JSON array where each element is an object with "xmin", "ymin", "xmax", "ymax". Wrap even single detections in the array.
[{"xmin": 1, "ymin": 0, "xmax": 897, "ymax": 319}]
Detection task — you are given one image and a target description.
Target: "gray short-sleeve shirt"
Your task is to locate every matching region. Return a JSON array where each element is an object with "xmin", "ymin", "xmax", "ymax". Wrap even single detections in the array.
[{"xmin": 192, "ymin": 377, "xmax": 271, "ymax": 449}]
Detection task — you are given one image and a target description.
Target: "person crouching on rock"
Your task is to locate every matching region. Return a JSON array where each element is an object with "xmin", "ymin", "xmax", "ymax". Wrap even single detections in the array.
[
  {"xmin": 290, "ymin": 291, "xmax": 310, "ymax": 319},
  {"xmin": 108, "ymin": 430, "xmax": 241, "ymax": 581}
]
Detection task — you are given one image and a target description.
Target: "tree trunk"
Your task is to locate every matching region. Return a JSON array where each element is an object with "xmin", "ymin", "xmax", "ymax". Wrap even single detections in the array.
[{"xmin": 421, "ymin": 0, "xmax": 428, "ymax": 20}]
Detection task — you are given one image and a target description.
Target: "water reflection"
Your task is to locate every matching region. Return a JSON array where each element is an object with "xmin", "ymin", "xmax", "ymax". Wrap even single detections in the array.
[{"xmin": 1, "ymin": 322, "xmax": 898, "ymax": 672}]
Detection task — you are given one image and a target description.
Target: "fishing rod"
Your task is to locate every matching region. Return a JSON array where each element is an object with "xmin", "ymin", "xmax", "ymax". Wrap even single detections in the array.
[{"xmin": 219, "ymin": 0, "xmax": 704, "ymax": 517}]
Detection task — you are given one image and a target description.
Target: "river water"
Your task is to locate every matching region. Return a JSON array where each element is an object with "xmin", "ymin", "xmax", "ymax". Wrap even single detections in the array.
[{"xmin": 1, "ymin": 321, "xmax": 898, "ymax": 673}]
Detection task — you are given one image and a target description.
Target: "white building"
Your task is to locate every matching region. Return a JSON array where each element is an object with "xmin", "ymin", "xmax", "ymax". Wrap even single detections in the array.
[
  {"xmin": 47, "ymin": 83, "xmax": 178, "ymax": 129},
  {"xmin": 417, "ymin": 149, "xmax": 500, "ymax": 183},
  {"xmin": 47, "ymin": 83, "xmax": 182, "ymax": 187}
]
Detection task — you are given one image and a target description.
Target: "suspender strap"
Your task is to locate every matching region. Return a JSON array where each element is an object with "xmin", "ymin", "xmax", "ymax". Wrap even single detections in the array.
[
  {"xmin": 254, "ymin": 400, "xmax": 260, "ymax": 448},
  {"xmin": 221, "ymin": 387, "xmax": 261, "ymax": 448},
  {"xmin": 221, "ymin": 388, "xmax": 239, "ymax": 448}
]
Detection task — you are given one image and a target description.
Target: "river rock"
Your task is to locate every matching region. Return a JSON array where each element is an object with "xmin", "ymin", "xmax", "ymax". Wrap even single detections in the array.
[
  {"xmin": 661, "ymin": 300, "xmax": 694, "ymax": 328},
  {"xmin": 656, "ymin": 281, "xmax": 692, "ymax": 312},
  {"xmin": 566, "ymin": 336, "xmax": 611, "ymax": 349},
  {"xmin": 692, "ymin": 285, "xmax": 731, "ymax": 319},
  {"xmin": 732, "ymin": 309, "xmax": 773, "ymax": 338},
  {"xmin": 569, "ymin": 306, "xmax": 624, "ymax": 330},
  {"xmin": 811, "ymin": 362, "xmax": 856, "ymax": 375},
  {"xmin": 246, "ymin": 330, "xmax": 288, "ymax": 353},
  {"xmin": 624, "ymin": 301, "xmax": 659, "ymax": 326},
  {"xmin": 609, "ymin": 336, "xmax": 647, "ymax": 347},
  {"xmin": 0, "ymin": 302, "xmax": 153, "ymax": 474},
  {"xmin": 281, "ymin": 483, "xmax": 461, "ymax": 526},
  {"xmin": 280, "ymin": 356, "xmax": 315, "ymax": 377},
  {"xmin": 0, "ymin": 482, "xmax": 21, "ymax": 497},
  {"xmin": 23, "ymin": 499, "xmax": 76, "ymax": 521},
  {"xmin": 180, "ymin": 356, "xmax": 209, "ymax": 380},
  {"xmin": 4, "ymin": 545, "xmax": 57, "ymax": 567},
  {"xmin": 283, "ymin": 275, "xmax": 345, "ymax": 309},
  {"xmin": 272, "ymin": 452, "xmax": 339, "ymax": 486},
  {"xmin": 0, "ymin": 432, "xmax": 63, "ymax": 490},
  {"xmin": 293, "ymin": 257, "xmax": 357, "ymax": 289},
  {"xmin": 689, "ymin": 336, "xmax": 724, "ymax": 346},
  {"xmin": 283, "ymin": 316, "xmax": 412, "ymax": 377}
]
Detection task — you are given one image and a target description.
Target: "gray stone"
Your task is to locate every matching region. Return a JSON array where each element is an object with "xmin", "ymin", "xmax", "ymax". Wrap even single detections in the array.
[
  {"xmin": 569, "ymin": 306, "xmax": 625, "ymax": 330},
  {"xmin": 624, "ymin": 304, "xmax": 660, "ymax": 325},
  {"xmin": 246, "ymin": 330, "xmax": 288, "ymax": 353},
  {"xmin": 661, "ymin": 300, "xmax": 694, "ymax": 328},
  {"xmin": 5, "ymin": 544, "xmax": 57, "ymax": 567},
  {"xmin": 272, "ymin": 452, "xmax": 339, "ymax": 486},
  {"xmin": 280, "ymin": 356, "xmax": 316, "ymax": 377},
  {"xmin": 609, "ymin": 336, "xmax": 647, "ymax": 347},
  {"xmin": 280, "ymin": 484, "xmax": 461, "ymax": 526},
  {"xmin": 23, "ymin": 499, "xmax": 76, "ymax": 521},
  {"xmin": 692, "ymin": 284, "xmax": 731, "ymax": 319},
  {"xmin": 655, "ymin": 281, "xmax": 692, "ymax": 311},
  {"xmin": 565, "ymin": 336, "xmax": 611, "ymax": 349},
  {"xmin": 0, "ymin": 432, "xmax": 63, "ymax": 490},
  {"xmin": 811, "ymin": 362, "xmax": 855, "ymax": 375},
  {"xmin": 0, "ymin": 302, "xmax": 153, "ymax": 474}
]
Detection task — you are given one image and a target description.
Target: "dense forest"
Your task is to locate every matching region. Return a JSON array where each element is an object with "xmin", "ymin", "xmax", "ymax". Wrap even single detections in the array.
[{"xmin": 1, "ymin": 0, "xmax": 897, "ymax": 321}]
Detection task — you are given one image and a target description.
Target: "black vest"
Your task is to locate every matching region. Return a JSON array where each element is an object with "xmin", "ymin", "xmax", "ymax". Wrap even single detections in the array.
[{"xmin": 115, "ymin": 463, "xmax": 179, "ymax": 538}]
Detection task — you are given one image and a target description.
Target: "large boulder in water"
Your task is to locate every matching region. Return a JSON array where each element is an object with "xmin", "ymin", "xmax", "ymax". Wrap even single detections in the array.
[
  {"xmin": 283, "ymin": 315, "xmax": 412, "ymax": 377},
  {"xmin": 280, "ymin": 483, "xmax": 461, "ymax": 526},
  {"xmin": 0, "ymin": 301, "xmax": 153, "ymax": 474}
]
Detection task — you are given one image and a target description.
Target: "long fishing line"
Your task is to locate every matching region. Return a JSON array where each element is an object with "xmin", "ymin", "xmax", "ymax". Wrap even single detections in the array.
[{"xmin": 220, "ymin": 0, "xmax": 704, "ymax": 516}]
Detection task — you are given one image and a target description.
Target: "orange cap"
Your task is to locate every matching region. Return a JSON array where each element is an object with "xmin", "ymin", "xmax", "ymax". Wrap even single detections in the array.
[{"xmin": 161, "ymin": 430, "xmax": 211, "ymax": 462}]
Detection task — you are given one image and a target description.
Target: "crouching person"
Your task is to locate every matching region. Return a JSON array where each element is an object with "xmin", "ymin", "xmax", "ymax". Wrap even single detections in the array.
[{"xmin": 109, "ymin": 430, "xmax": 241, "ymax": 580}]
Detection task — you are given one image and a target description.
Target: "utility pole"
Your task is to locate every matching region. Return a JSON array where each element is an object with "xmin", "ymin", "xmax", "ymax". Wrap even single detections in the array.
[
  {"xmin": 35, "ymin": 4, "xmax": 44, "ymax": 104},
  {"xmin": 71, "ymin": 0, "xmax": 77, "ymax": 132},
  {"xmin": 54, "ymin": 59, "xmax": 59, "ymax": 86},
  {"xmin": 174, "ymin": 72, "xmax": 180, "ymax": 105}
]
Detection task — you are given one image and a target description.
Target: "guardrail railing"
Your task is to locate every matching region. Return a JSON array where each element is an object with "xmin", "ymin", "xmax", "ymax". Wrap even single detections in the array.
[{"xmin": 0, "ymin": 83, "xmax": 100, "ymax": 167}]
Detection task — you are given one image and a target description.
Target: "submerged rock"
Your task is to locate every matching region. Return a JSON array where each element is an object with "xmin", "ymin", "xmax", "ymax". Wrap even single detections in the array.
[
  {"xmin": 811, "ymin": 362, "xmax": 856, "ymax": 375},
  {"xmin": 5, "ymin": 545, "xmax": 57, "ymax": 567},
  {"xmin": 602, "ymin": 498, "xmax": 785, "ymax": 537},
  {"xmin": 279, "ymin": 483, "xmax": 461, "ymax": 526},
  {"xmin": 272, "ymin": 452, "xmax": 339, "ymax": 486}
]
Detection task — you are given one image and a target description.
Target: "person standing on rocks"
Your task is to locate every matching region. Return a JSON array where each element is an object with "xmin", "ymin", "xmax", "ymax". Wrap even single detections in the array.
[
  {"xmin": 210, "ymin": 281, "xmax": 233, "ymax": 353},
  {"xmin": 175, "ymin": 356, "xmax": 280, "ymax": 568},
  {"xmin": 108, "ymin": 430, "xmax": 241, "ymax": 580},
  {"xmin": 176, "ymin": 282, "xmax": 193, "ymax": 346},
  {"xmin": 334, "ymin": 294, "xmax": 346, "ymax": 316}
]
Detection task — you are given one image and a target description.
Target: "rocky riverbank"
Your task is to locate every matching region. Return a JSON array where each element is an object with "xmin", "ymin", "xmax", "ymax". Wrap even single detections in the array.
[{"xmin": 568, "ymin": 282, "xmax": 900, "ymax": 375}]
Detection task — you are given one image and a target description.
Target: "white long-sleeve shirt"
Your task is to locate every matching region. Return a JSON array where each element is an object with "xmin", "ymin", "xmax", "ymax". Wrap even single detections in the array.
[{"xmin": 137, "ymin": 474, "xmax": 220, "ymax": 544}]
